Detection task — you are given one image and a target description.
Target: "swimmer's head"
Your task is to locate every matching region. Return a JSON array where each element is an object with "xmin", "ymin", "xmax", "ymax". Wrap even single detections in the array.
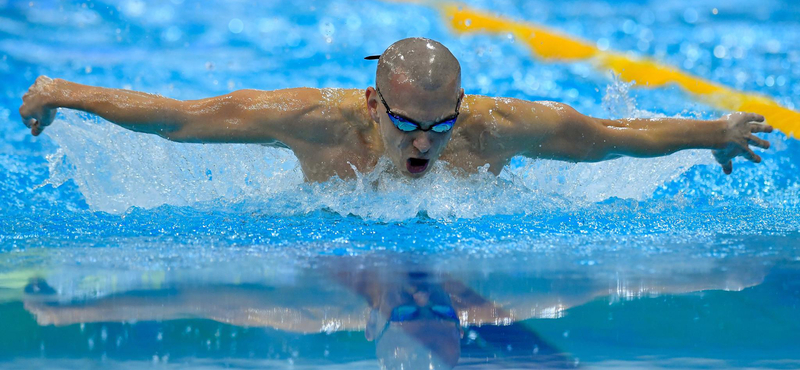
[
  {"xmin": 365, "ymin": 273, "xmax": 463, "ymax": 370},
  {"xmin": 366, "ymin": 37, "xmax": 464, "ymax": 178}
]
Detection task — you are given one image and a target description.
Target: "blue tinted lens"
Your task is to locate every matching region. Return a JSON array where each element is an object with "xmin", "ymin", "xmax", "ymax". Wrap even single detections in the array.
[
  {"xmin": 431, "ymin": 305, "xmax": 459, "ymax": 320},
  {"xmin": 389, "ymin": 114, "xmax": 419, "ymax": 132},
  {"xmin": 430, "ymin": 118, "xmax": 456, "ymax": 133},
  {"xmin": 391, "ymin": 305, "xmax": 420, "ymax": 321}
]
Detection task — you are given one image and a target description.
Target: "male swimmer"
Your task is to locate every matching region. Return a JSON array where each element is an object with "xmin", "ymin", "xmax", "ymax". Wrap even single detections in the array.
[{"xmin": 19, "ymin": 38, "xmax": 773, "ymax": 181}]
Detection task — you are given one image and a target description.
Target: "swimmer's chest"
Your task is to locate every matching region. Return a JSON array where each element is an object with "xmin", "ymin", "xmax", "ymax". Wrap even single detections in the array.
[
  {"xmin": 440, "ymin": 130, "xmax": 508, "ymax": 175},
  {"xmin": 294, "ymin": 145, "xmax": 378, "ymax": 181}
]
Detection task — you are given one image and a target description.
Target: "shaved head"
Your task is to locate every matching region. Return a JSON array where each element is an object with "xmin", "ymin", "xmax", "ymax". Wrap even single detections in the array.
[
  {"xmin": 366, "ymin": 37, "xmax": 464, "ymax": 178},
  {"xmin": 376, "ymin": 38, "xmax": 461, "ymax": 97}
]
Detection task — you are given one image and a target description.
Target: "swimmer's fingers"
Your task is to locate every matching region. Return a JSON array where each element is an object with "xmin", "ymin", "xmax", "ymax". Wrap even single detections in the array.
[
  {"xmin": 19, "ymin": 75, "xmax": 58, "ymax": 136},
  {"xmin": 741, "ymin": 146, "xmax": 762, "ymax": 164},
  {"xmin": 20, "ymin": 109, "xmax": 43, "ymax": 136},
  {"xmin": 750, "ymin": 123, "xmax": 773, "ymax": 133},
  {"xmin": 748, "ymin": 134, "xmax": 770, "ymax": 149},
  {"xmin": 20, "ymin": 110, "xmax": 46, "ymax": 136},
  {"xmin": 743, "ymin": 112, "xmax": 765, "ymax": 123},
  {"xmin": 20, "ymin": 100, "xmax": 37, "ymax": 126},
  {"xmin": 31, "ymin": 121, "xmax": 45, "ymax": 136},
  {"xmin": 22, "ymin": 116, "xmax": 36, "ymax": 129},
  {"xmin": 712, "ymin": 149, "xmax": 733, "ymax": 174},
  {"xmin": 721, "ymin": 160, "xmax": 733, "ymax": 175},
  {"xmin": 726, "ymin": 112, "xmax": 764, "ymax": 126}
]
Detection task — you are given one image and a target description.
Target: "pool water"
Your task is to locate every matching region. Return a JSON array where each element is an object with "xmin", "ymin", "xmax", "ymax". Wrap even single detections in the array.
[{"xmin": 1, "ymin": 0, "xmax": 799, "ymax": 369}]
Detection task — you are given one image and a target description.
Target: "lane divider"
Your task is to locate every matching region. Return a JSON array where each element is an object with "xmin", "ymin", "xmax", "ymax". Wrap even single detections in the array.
[{"xmin": 387, "ymin": 1, "xmax": 798, "ymax": 138}]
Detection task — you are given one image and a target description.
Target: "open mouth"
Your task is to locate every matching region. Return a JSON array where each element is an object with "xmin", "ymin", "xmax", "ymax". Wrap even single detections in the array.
[{"xmin": 406, "ymin": 158, "xmax": 430, "ymax": 174}]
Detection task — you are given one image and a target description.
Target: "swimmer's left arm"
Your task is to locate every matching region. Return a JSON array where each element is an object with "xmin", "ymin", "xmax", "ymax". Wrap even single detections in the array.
[{"xmin": 495, "ymin": 99, "xmax": 773, "ymax": 174}]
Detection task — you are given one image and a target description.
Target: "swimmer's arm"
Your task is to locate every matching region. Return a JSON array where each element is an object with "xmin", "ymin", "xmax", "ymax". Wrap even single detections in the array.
[
  {"xmin": 19, "ymin": 76, "xmax": 347, "ymax": 146},
  {"xmin": 496, "ymin": 100, "xmax": 773, "ymax": 173},
  {"xmin": 23, "ymin": 285, "xmax": 363, "ymax": 332}
]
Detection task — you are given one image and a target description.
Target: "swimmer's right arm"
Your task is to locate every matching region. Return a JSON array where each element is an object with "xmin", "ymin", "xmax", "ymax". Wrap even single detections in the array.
[{"xmin": 19, "ymin": 76, "xmax": 347, "ymax": 146}]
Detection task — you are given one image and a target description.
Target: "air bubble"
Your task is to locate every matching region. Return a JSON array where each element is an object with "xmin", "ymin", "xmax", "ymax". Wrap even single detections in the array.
[{"xmin": 228, "ymin": 18, "xmax": 244, "ymax": 34}]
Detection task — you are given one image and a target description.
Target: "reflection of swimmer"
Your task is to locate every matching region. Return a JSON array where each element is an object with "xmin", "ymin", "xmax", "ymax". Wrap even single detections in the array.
[
  {"xmin": 20, "ymin": 38, "xmax": 771, "ymax": 181},
  {"xmin": 22, "ymin": 260, "xmax": 768, "ymax": 369},
  {"xmin": 23, "ymin": 270, "xmax": 500, "ymax": 369},
  {"xmin": 350, "ymin": 270, "xmax": 467, "ymax": 369}
]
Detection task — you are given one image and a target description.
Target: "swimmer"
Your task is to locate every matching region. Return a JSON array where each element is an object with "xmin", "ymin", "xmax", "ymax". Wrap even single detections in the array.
[{"xmin": 19, "ymin": 37, "xmax": 773, "ymax": 181}]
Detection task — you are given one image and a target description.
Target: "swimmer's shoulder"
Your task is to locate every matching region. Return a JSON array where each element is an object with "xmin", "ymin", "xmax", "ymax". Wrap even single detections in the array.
[
  {"xmin": 450, "ymin": 95, "xmax": 517, "ymax": 157},
  {"xmin": 289, "ymin": 87, "xmax": 369, "ymax": 126},
  {"xmin": 458, "ymin": 94, "xmax": 528, "ymax": 133},
  {"xmin": 327, "ymin": 88, "xmax": 370, "ymax": 125},
  {"xmin": 461, "ymin": 95, "xmax": 572, "ymax": 131},
  {"xmin": 292, "ymin": 88, "xmax": 379, "ymax": 150},
  {"xmin": 454, "ymin": 95, "xmax": 571, "ymax": 157},
  {"xmin": 239, "ymin": 88, "xmax": 367, "ymax": 147}
]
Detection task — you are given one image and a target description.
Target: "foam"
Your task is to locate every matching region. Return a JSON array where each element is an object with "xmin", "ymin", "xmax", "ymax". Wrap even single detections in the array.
[{"xmin": 44, "ymin": 111, "xmax": 303, "ymax": 214}]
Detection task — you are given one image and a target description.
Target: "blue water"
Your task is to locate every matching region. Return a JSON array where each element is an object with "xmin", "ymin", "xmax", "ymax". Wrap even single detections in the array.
[{"xmin": 1, "ymin": 0, "xmax": 799, "ymax": 369}]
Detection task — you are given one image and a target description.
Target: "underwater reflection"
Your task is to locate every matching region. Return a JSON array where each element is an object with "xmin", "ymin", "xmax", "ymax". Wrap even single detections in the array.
[{"xmin": 20, "ymin": 256, "xmax": 773, "ymax": 369}]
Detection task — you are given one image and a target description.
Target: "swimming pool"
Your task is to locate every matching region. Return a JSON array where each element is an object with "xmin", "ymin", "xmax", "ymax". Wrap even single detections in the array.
[{"xmin": 1, "ymin": 0, "xmax": 799, "ymax": 368}]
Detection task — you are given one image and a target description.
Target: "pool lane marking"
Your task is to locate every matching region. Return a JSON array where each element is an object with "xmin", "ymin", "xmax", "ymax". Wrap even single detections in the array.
[
  {"xmin": 384, "ymin": 1, "xmax": 799, "ymax": 139},
  {"xmin": 444, "ymin": 4, "xmax": 799, "ymax": 138}
]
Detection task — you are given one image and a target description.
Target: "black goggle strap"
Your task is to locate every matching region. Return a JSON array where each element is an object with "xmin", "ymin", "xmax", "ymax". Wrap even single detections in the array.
[{"xmin": 376, "ymin": 88, "xmax": 393, "ymax": 117}]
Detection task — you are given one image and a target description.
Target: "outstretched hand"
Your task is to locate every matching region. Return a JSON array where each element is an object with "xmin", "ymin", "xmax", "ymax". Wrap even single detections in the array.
[
  {"xmin": 19, "ymin": 76, "xmax": 59, "ymax": 136},
  {"xmin": 712, "ymin": 112, "xmax": 773, "ymax": 175}
]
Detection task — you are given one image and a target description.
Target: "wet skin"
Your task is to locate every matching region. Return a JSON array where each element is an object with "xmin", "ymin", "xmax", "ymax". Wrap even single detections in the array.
[{"xmin": 19, "ymin": 76, "xmax": 773, "ymax": 181}]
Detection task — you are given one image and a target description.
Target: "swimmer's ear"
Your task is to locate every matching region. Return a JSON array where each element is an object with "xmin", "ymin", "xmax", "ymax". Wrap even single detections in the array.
[
  {"xmin": 365, "ymin": 308, "xmax": 379, "ymax": 341},
  {"xmin": 366, "ymin": 87, "xmax": 381, "ymax": 123}
]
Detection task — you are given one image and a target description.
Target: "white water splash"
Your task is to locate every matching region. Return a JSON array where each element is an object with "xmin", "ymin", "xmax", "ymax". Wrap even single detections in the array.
[
  {"xmin": 45, "ymin": 111, "xmax": 303, "ymax": 214},
  {"xmin": 261, "ymin": 157, "xmax": 570, "ymax": 221},
  {"xmin": 602, "ymin": 74, "xmax": 638, "ymax": 119}
]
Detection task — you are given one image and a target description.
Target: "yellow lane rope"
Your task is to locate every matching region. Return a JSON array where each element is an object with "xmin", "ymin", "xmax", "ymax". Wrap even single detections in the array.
[{"xmin": 388, "ymin": 1, "xmax": 798, "ymax": 138}]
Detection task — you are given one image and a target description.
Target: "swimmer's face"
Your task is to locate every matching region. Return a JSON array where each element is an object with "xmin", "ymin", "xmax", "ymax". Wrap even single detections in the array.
[
  {"xmin": 367, "ymin": 84, "xmax": 463, "ymax": 178},
  {"xmin": 367, "ymin": 278, "xmax": 462, "ymax": 369}
]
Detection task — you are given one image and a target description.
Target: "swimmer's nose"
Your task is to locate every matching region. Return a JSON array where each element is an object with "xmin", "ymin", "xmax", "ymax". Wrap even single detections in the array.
[
  {"xmin": 413, "ymin": 291, "xmax": 430, "ymax": 306},
  {"xmin": 413, "ymin": 133, "xmax": 432, "ymax": 154}
]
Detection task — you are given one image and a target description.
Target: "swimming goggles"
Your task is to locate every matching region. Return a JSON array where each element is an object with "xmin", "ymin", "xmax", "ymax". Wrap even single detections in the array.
[
  {"xmin": 376, "ymin": 87, "xmax": 461, "ymax": 133},
  {"xmin": 375, "ymin": 304, "xmax": 460, "ymax": 343}
]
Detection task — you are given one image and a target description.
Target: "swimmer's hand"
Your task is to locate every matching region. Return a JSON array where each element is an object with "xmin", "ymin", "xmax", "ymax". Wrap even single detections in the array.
[
  {"xmin": 712, "ymin": 112, "xmax": 773, "ymax": 175},
  {"xmin": 19, "ymin": 76, "xmax": 59, "ymax": 136}
]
